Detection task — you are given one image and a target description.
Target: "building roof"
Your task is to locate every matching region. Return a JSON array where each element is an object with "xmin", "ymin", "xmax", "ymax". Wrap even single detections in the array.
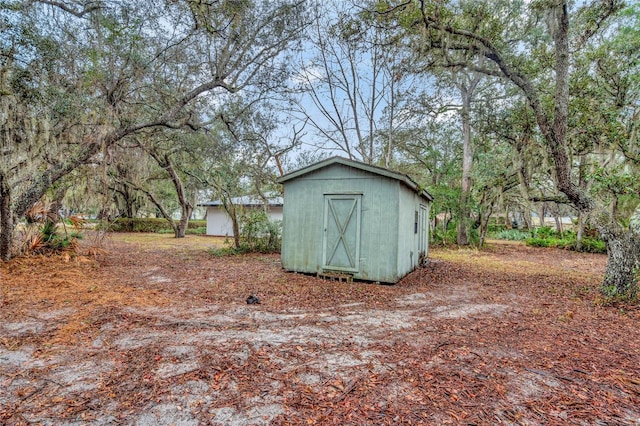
[
  {"xmin": 199, "ymin": 193, "xmax": 283, "ymax": 207},
  {"xmin": 276, "ymin": 156, "xmax": 434, "ymax": 201}
]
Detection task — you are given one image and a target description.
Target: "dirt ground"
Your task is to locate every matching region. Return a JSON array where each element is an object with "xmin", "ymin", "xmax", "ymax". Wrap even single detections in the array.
[{"xmin": 1, "ymin": 233, "xmax": 639, "ymax": 425}]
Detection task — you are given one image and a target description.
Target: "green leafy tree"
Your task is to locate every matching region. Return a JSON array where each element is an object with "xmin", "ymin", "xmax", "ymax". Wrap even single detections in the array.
[
  {"xmin": 388, "ymin": 0, "xmax": 640, "ymax": 298},
  {"xmin": 0, "ymin": 0, "xmax": 307, "ymax": 260}
]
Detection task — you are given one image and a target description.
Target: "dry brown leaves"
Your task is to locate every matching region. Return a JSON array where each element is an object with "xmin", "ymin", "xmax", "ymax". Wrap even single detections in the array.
[{"xmin": 1, "ymin": 235, "xmax": 639, "ymax": 425}]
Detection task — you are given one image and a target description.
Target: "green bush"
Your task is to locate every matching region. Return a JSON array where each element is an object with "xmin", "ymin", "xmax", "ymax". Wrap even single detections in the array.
[
  {"xmin": 431, "ymin": 225, "xmax": 458, "ymax": 246},
  {"xmin": 239, "ymin": 210, "xmax": 281, "ymax": 253},
  {"xmin": 157, "ymin": 226, "xmax": 206, "ymax": 235},
  {"xmin": 525, "ymin": 236, "xmax": 606, "ymax": 254},
  {"xmin": 209, "ymin": 246, "xmax": 247, "ymax": 257},
  {"xmin": 493, "ymin": 229, "xmax": 532, "ymax": 241},
  {"xmin": 187, "ymin": 220, "xmax": 206, "ymax": 229},
  {"xmin": 186, "ymin": 226, "xmax": 207, "ymax": 235},
  {"xmin": 99, "ymin": 218, "xmax": 207, "ymax": 233},
  {"xmin": 525, "ymin": 237, "xmax": 561, "ymax": 248},
  {"xmin": 487, "ymin": 224, "xmax": 508, "ymax": 233},
  {"xmin": 532, "ymin": 226, "xmax": 555, "ymax": 239},
  {"xmin": 431, "ymin": 221, "xmax": 479, "ymax": 246},
  {"xmin": 577, "ymin": 237, "xmax": 606, "ymax": 254},
  {"xmin": 209, "ymin": 210, "xmax": 281, "ymax": 256},
  {"xmin": 98, "ymin": 218, "xmax": 170, "ymax": 232}
]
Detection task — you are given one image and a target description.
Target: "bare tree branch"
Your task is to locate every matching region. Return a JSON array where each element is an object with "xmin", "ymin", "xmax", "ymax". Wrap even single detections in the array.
[{"xmin": 35, "ymin": 0, "xmax": 102, "ymax": 18}]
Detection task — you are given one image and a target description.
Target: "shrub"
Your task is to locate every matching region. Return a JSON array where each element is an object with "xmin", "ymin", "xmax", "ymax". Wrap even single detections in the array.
[
  {"xmin": 187, "ymin": 220, "xmax": 206, "ymax": 229},
  {"xmin": 431, "ymin": 225, "xmax": 458, "ymax": 246},
  {"xmin": 525, "ymin": 236, "xmax": 607, "ymax": 254},
  {"xmin": 40, "ymin": 221, "xmax": 83, "ymax": 251},
  {"xmin": 157, "ymin": 227, "xmax": 206, "ymax": 235},
  {"xmin": 16, "ymin": 200, "xmax": 85, "ymax": 257},
  {"xmin": 487, "ymin": 224, "xmax": 508, "ymax": 233},
  {"xmin": 577, "ymin": 237, "xmax": 607, "ymax": 254},
  {"xmin": 431, "ymin": 221, "xmax": 479, "ymax": 246},
  {"xmin": 209, "ymin": 210, "xmax": 282, "ymax": 256},
  {"xmin": 186, "ymin": 226, "xmax": 207, "ymax": 235},
  {"xmin": 526, "ymin": 237, "xmax": 560, "ymax": 248},
  {"xmin": 493, "ymin": 229, "xmax": 532, "ymax": 241},
  {"xmin": 99, "ymin": 218, "xmax": 207, "ymax": 233},
  {"xmin": 209, "ymin": 246, "xmax": 246, "ymax": 257},
  {"xmin": 239, "ymin": 209, "xmax": 281, "ymax": 253},
  {"xmin": 532, "ymin": 226, "xmax": 555, "ymax": 239},
  {"xmin": 99, "ymin": 218, "xmax": 172, "ymax": 233}
]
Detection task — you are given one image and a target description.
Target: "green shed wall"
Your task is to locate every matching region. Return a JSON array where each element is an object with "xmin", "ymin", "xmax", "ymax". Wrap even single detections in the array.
[
  {"xmin": 281, "ymin": 163, "xmax": 430, "ymax": 283},
  {"xmin": 396, "ymin": 187, "xmax": 431, "ymax": 278}
]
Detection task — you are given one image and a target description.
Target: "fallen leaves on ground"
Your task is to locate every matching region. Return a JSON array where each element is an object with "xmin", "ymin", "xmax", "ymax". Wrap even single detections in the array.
[{"xmin": 1, "ymin": 234, "xmax": 639, "ymax": 425}]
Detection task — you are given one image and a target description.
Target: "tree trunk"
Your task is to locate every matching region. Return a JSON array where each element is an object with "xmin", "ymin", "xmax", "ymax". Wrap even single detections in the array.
[
  {"xmin": 599, "ymin": 207, "xmax": 640, "ymax": 298},
  {"xmin": 521, "ymin": 210, "xmax": 532, "ymax": 230},
  {"xmin": 175, "ymin": 215, "xmax": 188, "ymax": 239},
  {"xmin": 478, "ymin": 201, "xmax": 494, "ymax": 249},
  {"xmin": 230, "ymin": 208, "xmax": 240, "ymax": 248},
  {"xmin": 123, "ymin": 187, "xmax": 137, "ymax": 218},
  {"xmin": 175, "ymin": 220, "xmax": 188, "ymax": 238},
  {"xmin": 221, "ymin": 199, "xmax": 241, "ymax": 248},
  {"xmin": 457, "ymin": 110, "xmax": 471, "ymax": 245},
  {"xmin": 456, "ymin": 74, "xmax": 479, "ymax": 246},
  {"xmin": 148, "ymin": 150, "xmax": 194, "ymax": 239},
  {"xmin": 0, "ymin": 177, "xmax": 13, "ymax": 261},
  {"xmin": 601, "ymin": 231, "xmax": 640, "ymax": 299},
  {"xmin": 553, "ymin": 214, "xmax": 562, "ymax": 234},
  {"xmin": 138, "ymin": 186, "xmax": 179, "ymax": 236},
  {"xmin": 175, "ymin": 204, "xmax": 193, "ymax": 238},
  {"xmin": 576, "ymin": 212, "xmax": 585, "ymax": 251},
  {"xmin": 514, "ymin": 145, "xmax": 533, "ymax": 230},
  {"xmin": 385, "ymin": 65, "xmax": 396, "ymax": 169},
  {"xmin": 538, "ymin": 203, "xmax": 546, "ymax": 228}
]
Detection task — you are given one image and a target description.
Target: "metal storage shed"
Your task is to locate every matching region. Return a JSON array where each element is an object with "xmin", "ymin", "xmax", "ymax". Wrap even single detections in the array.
[{"xmin": 276, "ymin": 157, "xmax": 433, "ymax": 283}]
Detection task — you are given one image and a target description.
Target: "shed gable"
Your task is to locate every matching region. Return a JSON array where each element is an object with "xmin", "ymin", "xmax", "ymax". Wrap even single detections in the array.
[{"xmin": 277, "ymin": 156, "xmax": 433, "ymax": 203}]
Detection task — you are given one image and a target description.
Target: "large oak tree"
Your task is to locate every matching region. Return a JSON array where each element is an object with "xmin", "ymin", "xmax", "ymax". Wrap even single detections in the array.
[
  {"xmin": 391, "ymin": 0, "xmax": 639, "ymax": 297},
  {"xmin": 0, "ymin": 0, "xmax": 306, "ymax": 260}
]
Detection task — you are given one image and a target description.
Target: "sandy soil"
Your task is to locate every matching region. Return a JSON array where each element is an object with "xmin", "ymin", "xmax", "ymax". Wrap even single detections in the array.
[{"xmin": 1, "ymin": 234, "xmax": 639, "ymax": 425}]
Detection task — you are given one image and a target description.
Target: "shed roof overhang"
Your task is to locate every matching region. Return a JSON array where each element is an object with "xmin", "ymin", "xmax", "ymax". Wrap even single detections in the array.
[{"xmin": 276, "ymin": 156, "xmax": 434, "ymax": 202}]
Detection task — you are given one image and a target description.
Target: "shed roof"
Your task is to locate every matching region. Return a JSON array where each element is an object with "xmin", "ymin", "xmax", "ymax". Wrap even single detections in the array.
[
  {"xmin": 199, "ymin": 193, "xmax": 283, "ymax": 207},
  {"xmin": 276, "ymin": 156, "xmax": 434, "ymax": 201}
]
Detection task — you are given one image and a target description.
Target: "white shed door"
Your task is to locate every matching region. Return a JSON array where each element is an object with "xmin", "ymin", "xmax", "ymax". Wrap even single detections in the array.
[{"xmin": 322, "ymin": 195, "xmax": 361, "ymax": 273}]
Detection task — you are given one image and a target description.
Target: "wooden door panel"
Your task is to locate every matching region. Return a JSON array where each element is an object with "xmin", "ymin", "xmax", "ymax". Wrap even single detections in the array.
[{"xmin": 323, "ymin": 195, "xmax": 361, "ymax": 272}]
